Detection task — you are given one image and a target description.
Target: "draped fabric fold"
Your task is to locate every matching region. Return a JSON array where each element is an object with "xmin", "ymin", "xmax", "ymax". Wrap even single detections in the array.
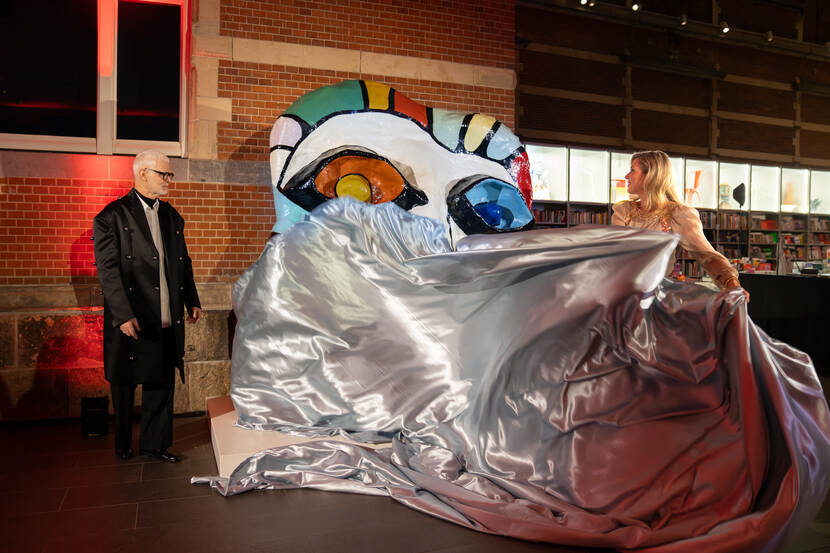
[{"xmin": 194, "ymin": 198, "xmax": 830, "ymax": 552}]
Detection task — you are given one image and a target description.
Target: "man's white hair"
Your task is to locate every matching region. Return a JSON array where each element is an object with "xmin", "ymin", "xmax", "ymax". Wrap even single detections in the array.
[{"xmin": 133, "ymin": 150, "xmax": 169, "ymax": 180}]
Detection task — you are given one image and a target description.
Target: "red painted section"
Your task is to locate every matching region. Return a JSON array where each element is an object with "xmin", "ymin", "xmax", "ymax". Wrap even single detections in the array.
[
  {"xmin": 393, "ymin": 91, "xmax": 428, "ymax": 127},
  {"xmin": 510, "ymin": 152, "xmax": 533, "ymax": 208}
]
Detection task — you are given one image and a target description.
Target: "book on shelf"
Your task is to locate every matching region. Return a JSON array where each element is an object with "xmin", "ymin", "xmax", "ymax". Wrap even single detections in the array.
[{"xmin": 718, "ymin": 212, "xmax": 746, "ymax": 229}]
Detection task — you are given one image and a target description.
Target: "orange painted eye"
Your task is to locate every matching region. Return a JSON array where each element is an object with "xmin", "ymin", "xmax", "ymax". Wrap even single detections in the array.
[
  {"xmin": 280, "ymin": 150, "xmax": 427, "ymax": 213},
  {"xmin": 314, "ymin": 156, "xmax": 405, "ymax": 204}
]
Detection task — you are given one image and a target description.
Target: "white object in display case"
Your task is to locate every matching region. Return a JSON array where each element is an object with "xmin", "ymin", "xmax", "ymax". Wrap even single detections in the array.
[
  {"xmin": 781, "ymin": 168, "xmax": 808, "ymax": 213},
  {"xmin": 685, "ymin": 159, "xmax": 717, "ymax": 209},
  {"xmin": 811, "ymin": 170, "xmax": 830, "ymax": 215},
  {"xmin": 569, "ymin": 149, "xmax": 609, "ymax": 203},
  {"xmin": 718, "ymin": 163, "xmax": 750, "ymax": 211},
  {"xmin": 526, "ymin": 145, "xmax": 567, "ymax": 202},
  {"xmin": 750, "ymin": 165, "xmax": 781, "ymax": 213}
]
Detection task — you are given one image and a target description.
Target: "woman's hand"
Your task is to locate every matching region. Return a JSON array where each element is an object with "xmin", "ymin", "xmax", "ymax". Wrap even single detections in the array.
[{"xmin": 725, "ymin": 277, "xmax": 749, "ymax": 303}]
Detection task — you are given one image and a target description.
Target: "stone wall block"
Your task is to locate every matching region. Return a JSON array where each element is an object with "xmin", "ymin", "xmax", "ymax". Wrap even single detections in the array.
[
  {"xmin": 184, "ymin": 309, "xmax": 230, "ymax": 362},
  {"xmin": 186, "ymin": 360, "xmax": 231, "ymax": 412},
  {"xmin": 0, "ymin": 368, "xmax": 68, "ymax": 420},
  {"xmin": 18, "ymin": 314, "xmax": 103, "ymax": 369},
  {"xmin": 173, "ymin": 372, "xmax": 192, "ymax": 413},
  {"xmin": 67, "ymin": 367, "xmax": 110, "ymax": 418},
  {"xmin": 0, "ymin": 315, "xmax": 15, "ymax": 368}
]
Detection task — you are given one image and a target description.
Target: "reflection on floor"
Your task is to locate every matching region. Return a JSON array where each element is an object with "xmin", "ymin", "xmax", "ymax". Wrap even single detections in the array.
[{"xmin": 0, "ymin": 415, "xmax": 828, "ymax": 553}]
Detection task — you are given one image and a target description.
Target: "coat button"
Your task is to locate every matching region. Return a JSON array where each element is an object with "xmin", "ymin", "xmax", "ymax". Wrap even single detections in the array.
[
  {"xmin": 179, "ymin": 286, "xmax": 184, "ymax": 291},
  {"xmin": 92, "ymin": 261, "xmax": 97, "ymax": 266},
  {"xmin": 154, "ymin": 286, "xmax": 160, "ymax": 291},
  {"xmin": 125, "ymin": 255, "xmax": 131, "ymax": 260},
  {"xmin": 178, "ymin": 256, "xmax": 183, "ymax": 261},
  {"xmin": 128, "ymin": 287, "xmax": 133, "ymax": 292},
  {"xmin": 152, "ymin": 255, "xmax": 158, "ymax": 261},
  {"xmin": 128, "ymin": 355, "xmax": 135, "ymax": 361},
  {"xmin": 123, "ymin": 226, "xmax": 129, "ymax": 231},
  {"xmin": 176, "ymin": 230, "xmax": 180, "ymax": 235},
  {"xmin": 176, "ymin": 319, "xmax": 182, "ymax": 325}
]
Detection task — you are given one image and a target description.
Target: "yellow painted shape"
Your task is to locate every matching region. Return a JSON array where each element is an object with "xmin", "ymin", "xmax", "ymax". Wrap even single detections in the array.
[
  {"xmin": 464, "ymin": 114, "xmax": 497, "ymax": 152},
  {"xmin": 365, "ymin": 81, "xmax": 391, "ymax": 110},
  {"xmin": 335, "ymin": 174, "xmax": 372, "ymax": 202}
]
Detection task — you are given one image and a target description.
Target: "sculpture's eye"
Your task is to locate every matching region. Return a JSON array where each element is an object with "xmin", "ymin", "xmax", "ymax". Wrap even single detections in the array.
[
  {"xmin": 447, "ymin": 176, "xmax": 534, "ymax": 234},
  {"xmin": 280, "ymin": 149, "xmax": 427, "ymax": 212}
]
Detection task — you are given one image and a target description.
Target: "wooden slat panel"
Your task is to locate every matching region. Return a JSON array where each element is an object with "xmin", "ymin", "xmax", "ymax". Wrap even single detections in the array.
[
  {"xmin": 516, "ymin": 7, "xmax": 628, "ymax": 55},
  {"xmin": 718, "ymin": 82, "xmax": 794, "ymax": 119},
  {"xmin": 718, "ymin": 0, "xmax": 801, "ymax": 39},
  {"xmin": 802, "ymin": 94, "xmax": 830, "ymax": 126},
  {"xmin": 519, "ymin": 50, "xmax": 624, "ymax": 96},
  {"xmin": 519, "ymin": 93, "xmax": 624, "ymax": 138},
  {"xmin": 632, "ymin": 69, "xmax": 710, "ymax": 109},
  {"xmin": 801, "ymin": 130, "xmax": 830, "ymax": 159},
  {"xmin": 631, "ymin": 109, "xmax": 709, "ymax": 147},
  {"xmin": 718, "ymin": 119, "xmax": 795, "ymax": 155}
]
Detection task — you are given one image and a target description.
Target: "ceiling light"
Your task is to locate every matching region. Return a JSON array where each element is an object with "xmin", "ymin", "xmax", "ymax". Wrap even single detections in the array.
[
  {"xmin": 766, "ymin": 31, "xmax": 774, "ymax": 42},
  {"xmin": 580, "ymin": 0, "xmax": 588, "ymax": 5},
  {"xmin": 632, "ymin": 2, "xmax": 641, "ymax": 11},
  {"xmin": 588, "ymin": 0, "xmax": 595, "ymax": 5},
  {"xmin": 679, "ymin": 14, "xmax": 687, "ymax": 26},
  {"xmin": 720, "ymin": 21, "xmax": 730, "ymax": 34}
]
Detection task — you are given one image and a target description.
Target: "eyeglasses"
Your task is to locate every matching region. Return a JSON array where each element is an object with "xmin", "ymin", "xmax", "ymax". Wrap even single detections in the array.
[{"xmin": 148, "ymin": 168, "xmax": 174, "ymax": 181}]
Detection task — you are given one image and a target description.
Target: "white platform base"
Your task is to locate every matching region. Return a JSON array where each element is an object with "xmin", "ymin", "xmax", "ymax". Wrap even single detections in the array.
[{"xmin": 207, "ymin": 396, "xmax": 390, "ymax": 478}]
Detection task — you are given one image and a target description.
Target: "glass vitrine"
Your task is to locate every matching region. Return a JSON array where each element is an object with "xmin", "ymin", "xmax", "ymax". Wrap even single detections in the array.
[
  {"xmin": 526, "ymin": 144, "xmax": 567, "ymax": 202},
  {"xmin": 610, "ymin": 152, "xmax": 630, "ymax": 203},
  {"xmin": 569, "ymin": 149, "xmax": 609, "ymax": 203},
  {"xmin": 669, "ymin": 156, "xmax": 685, "ymax": 201},
  {"xmin": 717, "ymin": 162, "xmax": 750, "ymax": 211},
  {"xmin": 684, "ymin": 159, "xmax": 717, "ymax": 209},
  {"xmin": 750, "ymin": 165, "xmax": 781, "ymax": 212},
  {"xmin": 811, "ymin": 170, "xmax": 830, "ymax": 215},
  {"xmin": 780, "ymin": 168, "xmax": 809, "ymax": 214}
]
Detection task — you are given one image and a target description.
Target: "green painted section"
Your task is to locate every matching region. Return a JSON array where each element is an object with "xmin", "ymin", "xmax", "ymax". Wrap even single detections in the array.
[{"xmin": 283, "ymin": 80, "xmax": 365, "ymax": 125}]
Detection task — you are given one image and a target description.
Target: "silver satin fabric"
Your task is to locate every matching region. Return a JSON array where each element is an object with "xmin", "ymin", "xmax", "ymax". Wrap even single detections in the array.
[{"xmin": 196, "ymin": 198, "xmax": 830, "ymax": 552}]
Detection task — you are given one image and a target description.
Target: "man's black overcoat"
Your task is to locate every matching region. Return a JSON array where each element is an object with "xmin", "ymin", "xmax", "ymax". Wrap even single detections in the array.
[{"xmin": 93, "ymin": 189, "xmax": 200, "ymax": 385}]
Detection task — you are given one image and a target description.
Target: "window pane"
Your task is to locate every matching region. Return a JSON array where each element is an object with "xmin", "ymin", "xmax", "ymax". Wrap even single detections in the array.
[
  {"xmin": 811, "ymin": 171, "xmax": 830, "ymax": 215},
  {"xmin": 610, "ymin": 152, "xmax": 630, "ymax": 203},
  {"xmin": 750, "ymin": 165, "xmax": 780, "ymax": 212},
  {"xmin": 526, "ymin": 145, "xmax": 566, "ymax": 201},
  {"xmin": 684, "ymin": 159, "xmax": 717, "ymax": 209},
  {"xmin": 781, "ymin": 168, "xmax": 808, "ymax": 214},
  {"xmin": 569, "ymin": 149, "xmax": 609, "ymax": 203},
  {"xmin": 718, "ymin": 162, "xmax": 749, "ymax": 211},
  {"xmin": 0, "ymin": 0, "xmax": 97, "ymax": 137},
  {"xmin": 116, "ymin": 1, "xmax": 180, "ymax": 141}
]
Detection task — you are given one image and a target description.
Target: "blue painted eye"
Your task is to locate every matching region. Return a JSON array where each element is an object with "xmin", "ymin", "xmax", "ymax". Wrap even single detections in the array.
[
  {"xmin": 447, "ymin": 176, "xmax": 534, "ymax": 235},
  {"xmin": 464, "ymin": 179, "xmax": 532, "ymax": 230}
]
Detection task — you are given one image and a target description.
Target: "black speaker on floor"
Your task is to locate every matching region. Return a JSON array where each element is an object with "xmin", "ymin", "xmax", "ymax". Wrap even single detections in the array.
[{"xmin": 81, "ymin": 396, "xmax": 109, "ymax": 437}]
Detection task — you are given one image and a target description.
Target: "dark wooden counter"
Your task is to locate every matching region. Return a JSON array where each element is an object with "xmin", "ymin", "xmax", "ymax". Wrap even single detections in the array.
[{"xmin": 740, "ymin": 273, "xmax": 830, "ymax": 376}]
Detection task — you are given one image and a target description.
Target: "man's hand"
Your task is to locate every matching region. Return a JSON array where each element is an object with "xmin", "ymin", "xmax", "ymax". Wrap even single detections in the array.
[
  {"xmin": 120, "ymin": 317, "xmax": 141, "ymax": 339},
  {"xmin": 188, "ymin": 306, "xmax": 202, "ymax": 324}
]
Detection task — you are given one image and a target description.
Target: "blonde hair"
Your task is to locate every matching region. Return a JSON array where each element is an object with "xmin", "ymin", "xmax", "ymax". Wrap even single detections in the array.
[{"xmin": 630, "ymin": 150, "xmax": 682, "ymax": 214}]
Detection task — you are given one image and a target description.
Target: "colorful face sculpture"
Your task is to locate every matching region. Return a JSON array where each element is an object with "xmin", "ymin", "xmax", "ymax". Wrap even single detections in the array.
[{"xmin": 269, "ymin": 80, "xmax": 533, "ymax": 241}]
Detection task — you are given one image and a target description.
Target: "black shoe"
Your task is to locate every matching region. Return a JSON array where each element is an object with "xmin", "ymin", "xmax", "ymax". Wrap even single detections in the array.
[
  {"xmin": 115, "ymin": 447, "xmax": 134, "ymax": 460},
  {"xmin": 140, "ymin": 448, "xmax": 180, "ymax": 463}
]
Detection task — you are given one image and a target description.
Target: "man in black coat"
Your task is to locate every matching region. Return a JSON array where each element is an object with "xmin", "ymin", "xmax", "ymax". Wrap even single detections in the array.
[{"xmin": 93, "ymin": 150, "xmax": 201, "ymax": 462}]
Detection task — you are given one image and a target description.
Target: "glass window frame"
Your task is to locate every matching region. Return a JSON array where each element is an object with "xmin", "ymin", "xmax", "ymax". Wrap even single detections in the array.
[{"xmin": 0, "ymin": 0, "xmax": 189, "ymax": 157}]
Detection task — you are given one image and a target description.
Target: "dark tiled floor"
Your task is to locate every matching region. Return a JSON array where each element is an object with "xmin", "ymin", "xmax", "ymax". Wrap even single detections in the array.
[{"xmin": 1, "ymin": 416, "xmax": 828, "ymax": 553}]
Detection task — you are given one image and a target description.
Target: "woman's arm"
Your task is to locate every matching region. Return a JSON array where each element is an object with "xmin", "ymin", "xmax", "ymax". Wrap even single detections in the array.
[{"xmin": 671, "ymin": 205, "xmax": 741, "ymax": 291}]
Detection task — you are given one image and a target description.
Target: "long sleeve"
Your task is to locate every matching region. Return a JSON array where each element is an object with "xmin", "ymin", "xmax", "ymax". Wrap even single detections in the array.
[
  {"xmin": 180, "ymin": 219, "xmax": 200, "ymax": 311},
  {"xmin": 611, "ymin": 201, "xmax": 632, "ymax": 226},
  {"xmin": 670, "ymin": 205, "xmax": 739, "ymax": 289},
  {"xmin": 93, "ymin": 210, "xmax": 135, "ymax": 326}
]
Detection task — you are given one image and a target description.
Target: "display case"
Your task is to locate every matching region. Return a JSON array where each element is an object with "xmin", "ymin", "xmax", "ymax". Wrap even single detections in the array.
[
  {"xmin": 526, "ymin": 144, "xmax": 567, "ymax": 202},
  {"xmin": 717, "ymin": 162, "xmax": 749, "ymax": 211},
  {"xmin": 684, "ymin": 159, "xmax": 717, "ymax": 209},
  {"xmin": 811, "ymin": 170, "xmax": 830, "ymax": 215},
  {"xmin": 750, "ymin": 165, "xmax": 780, "ymax": 212},
  {"xmin": 748, "ymin": 211, "xmax": 779, "ymax": 272},
  {"xmin": 569, "ymin": 149, "xmax": 609, "ymax": 204},
  {"xmin": 610, "ymin": 152, "xmax": 630, "ymax": 203},
  {"xmin": 781, "ymin": 168, "xmax": 809, "ymax": 214}
]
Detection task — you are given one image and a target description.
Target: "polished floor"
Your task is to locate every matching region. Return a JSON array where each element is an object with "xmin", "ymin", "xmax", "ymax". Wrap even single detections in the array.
[{"xmin": 1, "ymin": 415, "xmax": 829, "ymax": 553}]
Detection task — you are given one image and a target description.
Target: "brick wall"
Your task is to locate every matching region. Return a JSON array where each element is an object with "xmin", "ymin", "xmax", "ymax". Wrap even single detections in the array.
[
  {"xmin": 219, "ymin": 0, "xmax": 515, "ymax": 69},
  {"xmin": 0, "ymin": 176, "xmax": 272, "ymax": 287}
]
